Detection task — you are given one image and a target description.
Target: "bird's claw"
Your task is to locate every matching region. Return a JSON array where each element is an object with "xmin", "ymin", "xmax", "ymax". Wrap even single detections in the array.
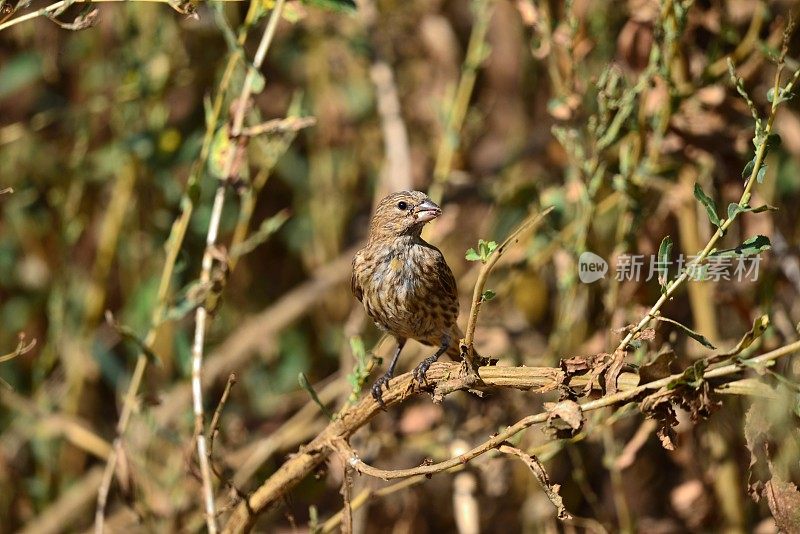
[
  {"xmin": 371, "ymin": 373, "xmax": 392, "ymax": 409},
  {"xmin": 412, "ymin": 356, "xmax": 437, "ymax": 387}
]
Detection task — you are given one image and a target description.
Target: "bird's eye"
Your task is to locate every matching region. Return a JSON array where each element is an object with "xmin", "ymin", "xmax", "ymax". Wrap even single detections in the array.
[{"xmin": 397, "ymin": 201, "xmax": 408, "ymax": 210}]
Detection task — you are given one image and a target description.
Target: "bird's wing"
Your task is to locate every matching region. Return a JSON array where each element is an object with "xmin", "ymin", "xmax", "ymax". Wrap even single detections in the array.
[
  {"xmin": 351, "ymin": 251, "xmax": 364, "ymax": 303},
  {"xmin": 433, "ymin": 248, "xmax": 459, "ymax": 304}
]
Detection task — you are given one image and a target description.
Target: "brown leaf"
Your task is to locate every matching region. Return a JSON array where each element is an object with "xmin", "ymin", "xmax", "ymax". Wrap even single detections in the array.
[
  {"xmin": 764, "ymin": 468, "xmax": 800, "ymax": 533},
  {"xmin": 639, "ymin": 349, "xmax": 676, "ymax": 383},
  {"xmin": 47, "ymin": 7, "xmax": 99, "ymax": 31},
  {"xmin": 745, "ymin": 403, "xmax": 773, "ymax": 499},
  {"xmin": 544, "ymin": 399, "xmax": 584, "ymax": 438},
  {"xmin": 743, "ymin": 399, "xmax": 800, "ymax": 530},
  {"xmin": 676, "ymin": 380, "xmax": 720, "ymax": 423},
  {"xmin": 560, "ymin": 353, "xmax": 614, "ymax": 395},
  {"xmin": 641, "ymin": 393, "xmax": 678, "ymax": 450},
  {"xmin": 499, "ymin": 444, "xmax": 572, "ymax": 520},
  {"xmin": 604, "ymin": 349, "xmax": 626, "ymax": 395}
]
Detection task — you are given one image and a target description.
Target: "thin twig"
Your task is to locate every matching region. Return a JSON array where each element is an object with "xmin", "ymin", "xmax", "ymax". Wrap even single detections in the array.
[
  {"xmin": 191, "ymin": 2, "xmax": 286, "ymax": 531},
  {"xmin": 462, "ymin": 207, "xmax": 554, "ymax": 368},
  {"xmin": 498, "ymin": 443, "xmax": 571, "ymax": 520},
  {"xmin": 0, "ymin": 334, "xmax": 36, "ymax": 364},
  {"xmin": 209, "ymin": 373, "xmax": 237, "ymax": 455}
]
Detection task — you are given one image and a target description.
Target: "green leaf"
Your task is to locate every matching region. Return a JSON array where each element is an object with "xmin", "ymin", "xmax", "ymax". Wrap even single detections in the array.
[
  {"xmin": 105, "ymin": 311, "xmax": 161, "ymax": 364},
  {"xmin": 249, "ymin": 69, "xmax": 266, "ymax": 94},
  {"xmin": 482, "ymin": 289, "xmax": 496, "ymax": 302},
  {"xmin": 657, "ymin": 236, "xmax": 672, "ymax": 293},
  {"xmin": 735, "ymin": 235, "xmax": 771, "ymax": 256},
  {"xmin": 466, "ymin": 239, "xmax": 499, "ymax": 262},
  {"xmin": 741, "ymin": 158, "xmax": 755, "ymax": 180},
  {"xmin": 668, "ymin": 360, "xmax": 708, "ymax": 390},
  {"xmin": 657, "ymin": 316, "xmax": 717, "ymax": 349},
  {"xmin": 301, "ymin": 0, "xmax": 356, "ymax": 13},
  {"xmin": 727, "ymin": 203, "xmax": 778, "ymax": 219},
  {"xmin": 757, "ymin": 164, "xmax": 767, "ymax": 183},
  {"xmin": 710, "ymin": 235, "xmax": 772, "ymax": 258},
  {"xmin": 298, "ymin": 373, "xmax": 333, "ymax": 419},
  {"xmin": 693, "ymin": 183, "xmax": 721, "ymax": 227}
]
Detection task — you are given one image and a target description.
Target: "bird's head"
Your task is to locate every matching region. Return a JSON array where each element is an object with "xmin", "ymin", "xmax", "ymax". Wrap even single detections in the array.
[{"xmin": 368, "ymin": 190, "xmax": 442, "ymax": 240}]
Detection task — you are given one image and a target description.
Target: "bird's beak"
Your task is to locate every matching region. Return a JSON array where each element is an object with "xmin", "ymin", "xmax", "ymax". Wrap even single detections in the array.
[{"xmin": 414, "ymin": 199, "xmax": 442, "ymax": 223}]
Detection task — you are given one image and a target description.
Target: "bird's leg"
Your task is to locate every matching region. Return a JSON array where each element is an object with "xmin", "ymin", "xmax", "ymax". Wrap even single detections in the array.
[
  {"xmin": 412, "ymin": 334, "xmax": 450, "ymax": 387},
  {"xmin": 371, "ymin": 338, "xmax": 406, "ymax": 407}
]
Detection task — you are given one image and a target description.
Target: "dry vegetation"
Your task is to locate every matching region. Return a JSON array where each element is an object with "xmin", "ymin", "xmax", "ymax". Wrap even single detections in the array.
[{"xmin": 2, "ymin": 0, "xmax": 800, "ymax": 532}]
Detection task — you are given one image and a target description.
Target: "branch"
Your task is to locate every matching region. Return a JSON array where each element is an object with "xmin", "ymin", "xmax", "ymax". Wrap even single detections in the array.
[
  {"xmin": 221, "ymin": 362, "xmax": 564, "ymax": 532},
  {"xmin": 222, "ymin": 340, "xmax": 800, "ymax": 532},
  {"xmin": 462, "ymin": 207, "xmax": 554, "ymax": 368}
]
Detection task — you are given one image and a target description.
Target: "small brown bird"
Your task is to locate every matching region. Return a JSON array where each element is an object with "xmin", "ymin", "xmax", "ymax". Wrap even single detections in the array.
[{"xmin": 351, "ymin": 190, "xmax": 463, "ymax": 405}]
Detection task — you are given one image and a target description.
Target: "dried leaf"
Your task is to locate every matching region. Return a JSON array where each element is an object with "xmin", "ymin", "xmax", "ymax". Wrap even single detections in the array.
[
  {"xmin": 641, "ymin": 394, "xmax": 678, "ymax": 450},
  {"xmin": 47, "ymin": 7, "xmax": 98, "ymax": 31},
  {"xmin": 604, "ymin": 349, "xmax": 626, "ymax": 395},
  {"xmin": 764, "ymin": 469, "xmax": 800, "ymax": 532},
  {"xmin": 544, "ymin": 399, "xmax": 584, "ymax": 438},
  {"xmin": 639, "ymin": 349, "xmax": 676, "ymax": 383},
  {"xmin": 560, "ymin": 353, "xmax": 614, "ymax": 395},
  {"xmin": 744, "ymin": 403, "xmax": 772, "ymax": 498}
]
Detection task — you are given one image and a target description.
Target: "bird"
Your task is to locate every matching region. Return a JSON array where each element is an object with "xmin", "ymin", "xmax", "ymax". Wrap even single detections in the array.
[{"xmin": 351, "ymin": 190, "xmax": 464, "ymax": 406}]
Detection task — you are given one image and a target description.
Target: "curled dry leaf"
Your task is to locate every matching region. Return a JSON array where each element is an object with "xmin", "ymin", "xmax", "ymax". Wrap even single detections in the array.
[
  {"xmin": 543, "ymin": 399, "xmax": 584, "ymax": 439},
  {"xmin": 641, "ymin": 369, "xmax": 721, "ymax": 452},
  {"xmin": 763, "ymin": 467, "xmax": 800, "ymax": 533},
  {"xmin": 744, "ymin": 403, "xmax": 773, "ymax": 499},
  {"xmin": 744, "ymin": 403, "xmax": 800, "ymax": 530},
  {"xmin": 638, "ymin": 349, "xmax": 676, "ymax": 383},
  {"xmin": 604, "ymin": 349, "xmax": 627, "ymax": 395},
  {"xmin": 560, "ymin": 349, "xmax": 628, "ymax": 395},
  {"xmin": 47, "ymin": 7, "xmax": 98, "ymax": 31},
  {"xmin": 640, "ymin": 393, "xmax": 679, "ymax": 450}
]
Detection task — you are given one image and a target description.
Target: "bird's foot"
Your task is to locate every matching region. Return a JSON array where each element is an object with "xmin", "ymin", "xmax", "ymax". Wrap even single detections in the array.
[
  {"xmin": 412, "ymin": 354, "xmax": 440, "ymax": 387},
  {"xmin": 371, "ymin": 372, "xmax": 393, "ymax": 409}
]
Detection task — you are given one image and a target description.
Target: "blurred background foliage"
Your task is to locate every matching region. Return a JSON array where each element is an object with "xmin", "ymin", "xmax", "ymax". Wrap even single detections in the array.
[{"xmin": 1, "ymin": 0, "xmax": 800, "ymax": 531}]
